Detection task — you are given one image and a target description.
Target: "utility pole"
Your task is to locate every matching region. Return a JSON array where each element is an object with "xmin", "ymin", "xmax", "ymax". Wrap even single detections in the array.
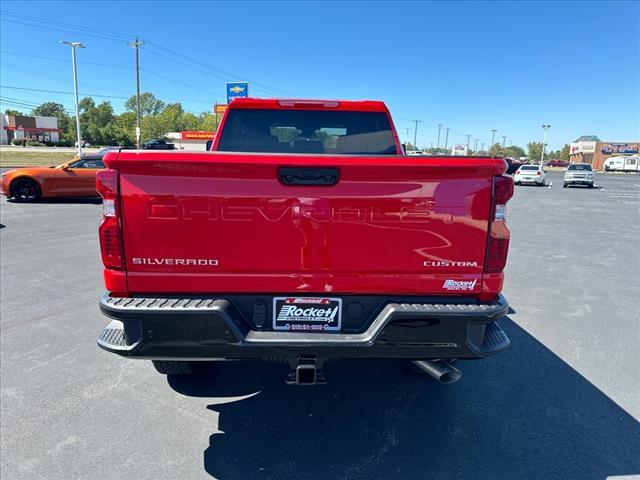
[
  {"xmin": 502, "ymin": 136, "xmax": 507, "ymax": 147},
  {"xmin": 474, "ymin": 138, "xmax": 479, "ymax": 152},
  {"xmin": 466, "ymin": 134, "xmax": 471, "ymax": 154},
  {"xmin": 540, "ymin": 124, "xmax": 551, "ymax": 165},
  {"xmin": 413, "ymin": 119, "xmax": 422, "ymax": 151},
  {"xmin": 129, "ymin": 37, "xmax": 144, "ymax": 149},
  {"xmin": 444, "ymin": 127, "xmax": 450, "ymax": 151},
  {"xmin": 436, "ymin": 123, "xmax": 443, "ymax": 149},
  {"xmin": 60, "ymin": 41, "xmax": 85, "ymax": 155},
  {"xmin": 490, "ymin": 129, "xmax": 498, "ymax": 149}
]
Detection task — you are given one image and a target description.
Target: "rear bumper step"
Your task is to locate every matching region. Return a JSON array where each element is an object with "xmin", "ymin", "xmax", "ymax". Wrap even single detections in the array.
[{"xmin": 97, "ymin": 293, "xmax": 510, "ymax": 360}]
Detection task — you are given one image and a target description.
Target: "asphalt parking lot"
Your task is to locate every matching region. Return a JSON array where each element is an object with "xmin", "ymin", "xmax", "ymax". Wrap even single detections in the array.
[{"xmin": 1, "ymin": 170, "xmax": 639, "ymax": 480}]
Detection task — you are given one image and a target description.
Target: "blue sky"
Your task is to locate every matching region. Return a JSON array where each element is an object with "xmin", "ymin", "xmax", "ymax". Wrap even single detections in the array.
[{"xmin": 1, "ymin": 1, "xmax": 638, "ymax": 150}]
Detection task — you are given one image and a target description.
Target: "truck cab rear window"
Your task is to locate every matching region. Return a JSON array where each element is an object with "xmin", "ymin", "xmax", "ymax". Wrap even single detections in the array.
[{"xmin": 217, "ymin": 109, "xmax": 397, "ymax": 155}]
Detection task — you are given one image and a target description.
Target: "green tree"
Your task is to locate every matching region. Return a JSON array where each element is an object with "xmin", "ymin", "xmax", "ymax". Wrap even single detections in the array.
[
  {"xmin": 31, "ymin": 101, "xmax": 70, "ymax": 139},
  {"xmin": 66, "ymin": 98, "xmax": 116, "ymax": 145},
  {"xmin": 558, "ymin": 144, "xmax": 570, "ymax": 161},
  {"xmin": 488, "ymin": 143, "xmax": 503, "ymax": 156},
  {"xmin": 504, "ymin": 145, "xmax": 526, "ymax": 158},
  {"xmin": 197, "ymin": 112, "xmax": 222, "ymax": 132},
  {"xmin": 4, "ymin": 109, "xmax": 23, "ymax": 116},
  {"xmin": 125, "ymin": 92, "xmax": 165, "ymax": 116},
  {"xmin": 527, "ymin": 141, "xmax": 544, "ymax": 162},
  {"xmin": 112, "ymin": 111, "xmax": 136, "ymax": 146}
]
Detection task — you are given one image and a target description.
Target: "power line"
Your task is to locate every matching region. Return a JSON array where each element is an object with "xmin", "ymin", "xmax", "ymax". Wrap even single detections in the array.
[
  {"xmin": 0, "ymin": 10, "xmax": 287, "ymax": 96},
  {"xmin": 1, "ymin": 50, "xmax": 131, "ymax": 69},
  {"xmin": 0, "ymin": 9, "xmax": 134, "ymax": 42},
  {"xmin": 2, "ymin": 50, "xmax": 219, "ymax": 98},
  {"xmin": 0, "ymin": 17, "xmax": 130, "ymax": 43},
  {"xmin": 0, "ymin": 96, "xmax": 75, "ymax": 114},
  {"xmin": 141, "ymin": 69, "xmax": 218, "ymax": 96},
  {"xmin": 144, "ymin": 45, "xmax": 283, "ymax": 96},
  {"xmin": 144, "ymin": 41, "xmax": 286, "ymax": 95},
  {"xmin": 1, "ymin": 85, "xmax": 127, "ymax": 99}
]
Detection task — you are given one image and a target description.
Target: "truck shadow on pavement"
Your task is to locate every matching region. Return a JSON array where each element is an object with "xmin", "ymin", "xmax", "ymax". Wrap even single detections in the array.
[{"xmin": 168, "ymin": 317, "xmax": 640, "ymax": 480}]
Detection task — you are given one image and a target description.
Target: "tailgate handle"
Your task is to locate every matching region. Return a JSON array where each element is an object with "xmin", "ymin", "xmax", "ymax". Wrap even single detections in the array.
[{"xmin": 278, "ymin": 167, "xmax": 340, "ymax": 186}]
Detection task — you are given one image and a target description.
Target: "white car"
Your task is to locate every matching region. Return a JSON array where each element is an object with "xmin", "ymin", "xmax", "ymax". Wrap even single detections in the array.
[
  {"xmin": 514, "ymin": 164, "xmax": 547, "ymax": 186},
  {"xmin": 564, "ymin": 163, "xmax": 595, "ymax": 188}
]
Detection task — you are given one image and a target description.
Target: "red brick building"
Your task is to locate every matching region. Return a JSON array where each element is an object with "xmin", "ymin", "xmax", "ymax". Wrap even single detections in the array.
[{"xmin": 569, "ymin": 136, "xmax": 639, "ymax": 170}]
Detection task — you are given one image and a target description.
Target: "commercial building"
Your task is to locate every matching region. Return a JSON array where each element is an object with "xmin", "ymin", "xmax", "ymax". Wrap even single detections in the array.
[
  {"xmin": 165, "ymin": 131, "xmax": 215, "ymax": 151},
  {"xmin": 569, "ymin": 135, "xmax": 639, "ymax": 170},
  {"xmin": 1, "ymin": 114, "xmax": 62, "ymax": 144}
]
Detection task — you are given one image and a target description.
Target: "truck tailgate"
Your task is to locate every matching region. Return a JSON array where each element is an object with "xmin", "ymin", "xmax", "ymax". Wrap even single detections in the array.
[{"xmin": 111, "ymin": 151, "xmax": 500, "ymax": 295}]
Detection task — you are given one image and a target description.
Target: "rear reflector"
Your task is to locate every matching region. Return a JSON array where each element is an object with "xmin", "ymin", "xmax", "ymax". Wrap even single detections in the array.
[{"xmin": 484, "ymin": 175, "xmax": 514, "ymax": 273}]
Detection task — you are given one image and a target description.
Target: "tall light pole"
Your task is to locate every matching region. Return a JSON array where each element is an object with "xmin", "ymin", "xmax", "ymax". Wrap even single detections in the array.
[
  {"xmin": 405, "ymin": 128, "xmax": 411, "ymax": 148},
  {"xmin": 129, "ymin": 38, "xmax": 144, "ymax": 149},
  {"xmin": 540, "ymin": 124, "xmax": 551, "ymax": 164},
  {"xmin": 466, "ymin": 134, "xmax": 471, "ymax": 154},
  {"xmin": 413, "ymin": 119, "xmax": 422, "ymax": 151},
  {"xmin": 444, "ymin": 127, "xmax": 450, "ymax": 151},
  {"xmin": 436, "ymin": 123, "xmax": 443, "ymax": 149},
  {"xmin": 490, "ymin": 129, "xmax": 498, "ymax": 149},
  {"xmin": 481, "ymin": 142, "xmax": 485, "ymax": 153},
  {"xmin": 61, "ymin": 41, "xmax": 85, "ymax": 155},
  {"xmin": 474, "ymin": 138, "xmax": 479, "ymax": 152}
]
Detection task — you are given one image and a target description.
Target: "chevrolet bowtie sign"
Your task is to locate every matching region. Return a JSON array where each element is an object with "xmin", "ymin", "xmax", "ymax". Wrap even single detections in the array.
[{"xmin": 227, "ymin": 82, "xmax": 249, "ymax": 104}]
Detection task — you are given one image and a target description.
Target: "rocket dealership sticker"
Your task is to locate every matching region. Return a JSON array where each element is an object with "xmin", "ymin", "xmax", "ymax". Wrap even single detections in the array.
[{"xmin": 273, "ymin": 297, "xmax": 342, "ymax": 332}]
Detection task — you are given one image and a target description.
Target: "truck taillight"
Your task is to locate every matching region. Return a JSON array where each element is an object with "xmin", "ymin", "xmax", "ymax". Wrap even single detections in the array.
[
  {"xmin": 484, "ymin": 175, "xmax": 514, "ymax": 273},
  {"xmin": 96, "ymin": 169, "xmax": 124, "ymax": 270}
]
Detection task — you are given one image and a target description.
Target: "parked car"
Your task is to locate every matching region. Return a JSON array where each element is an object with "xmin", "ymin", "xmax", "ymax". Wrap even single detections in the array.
[
  {"xmin": 505, "ymin": 157, "xmax": 525, "ymax": 174},
  {"xmin": 142, "ymin": 139, "xmax": 175, "ymax": 150},
  {"xmin": 545, "ymin": 159, "xmax": 570, "ymax": 168},
  {"xmin": 96, "ymin": 98, "xmax": 514, "ymax": 386},
  {"xmin": 514, "ymin": 164, "xmax": 547, "ymax": 186},
  {"xmin": 564, "ymin": 163, "xmax": 595, "ymax": 188},
  {"xmin": 1, "ymin": 153, "xmax": 108, "ymax": 202}
]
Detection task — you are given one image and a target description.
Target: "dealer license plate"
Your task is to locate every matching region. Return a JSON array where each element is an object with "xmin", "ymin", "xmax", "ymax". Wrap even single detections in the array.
[{"xmin": 272, "ymin": 297, "xmax": 342, "ymax": 332}]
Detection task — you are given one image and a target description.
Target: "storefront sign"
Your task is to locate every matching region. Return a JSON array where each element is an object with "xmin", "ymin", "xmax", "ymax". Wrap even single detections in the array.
[
  {"xmin": 227, "ymin": 82, "xmax": 249, "ymax": 104},
  {"xmin": 600, "ymin": 143, "xmax": 639, "ymax": 155},
  {"xmin": 215, "ymin": 104, "xmax": 227, "ymax": 114},
  {"xmin": 181, "ymin": 131, "xmax": 215, "ymax": 140},
  {"xmin": 450, "ymin": 145, "xmax": 467, "ymax": 156},
  {"xmin": 570, "ymin": 141, "xmax": 596, "ymax": 154}
]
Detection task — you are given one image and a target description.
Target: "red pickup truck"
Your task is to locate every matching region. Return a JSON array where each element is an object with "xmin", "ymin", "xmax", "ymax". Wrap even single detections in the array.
[{"xmin": 96, "ymin": 98, "xmax": 513, "ymax": 385}]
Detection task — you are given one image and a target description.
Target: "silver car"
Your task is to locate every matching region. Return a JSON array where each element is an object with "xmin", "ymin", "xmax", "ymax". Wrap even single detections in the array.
[{"xmin": 564, "ymin": 163, "xmax": 595, "ymax": 188}]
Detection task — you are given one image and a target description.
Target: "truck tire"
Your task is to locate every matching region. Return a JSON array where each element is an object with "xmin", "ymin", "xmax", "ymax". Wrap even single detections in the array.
[
  {"xmin": 563, "ymin": 183, "xmax": 568, "ymax": 188},
  {"xmin": 152, "ymin": 360, "xmax": 197, "ymax": 376}
]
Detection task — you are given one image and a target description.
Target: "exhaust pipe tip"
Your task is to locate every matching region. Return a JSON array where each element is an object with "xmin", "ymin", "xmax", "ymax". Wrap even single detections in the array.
[
  {"xmin": 438, "ymin": 368, "xmax": 463, "ymax": 384},
  {"xmin": 412, "ymin": 360, "xmax": 462, "ymax": 384}
]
